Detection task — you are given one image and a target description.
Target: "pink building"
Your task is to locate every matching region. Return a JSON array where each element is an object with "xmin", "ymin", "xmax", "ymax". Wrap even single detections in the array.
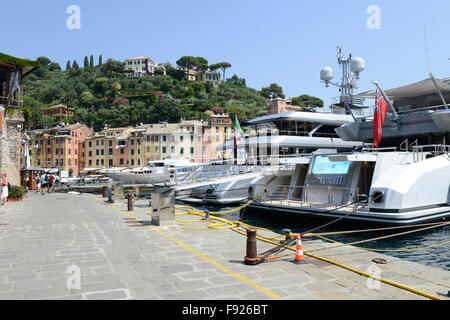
[{"xmin": 41, "ymin": 124, "xmax": 93, "ymax": 177}]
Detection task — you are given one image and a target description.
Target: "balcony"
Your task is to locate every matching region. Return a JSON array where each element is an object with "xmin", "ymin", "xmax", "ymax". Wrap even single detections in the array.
[{"xmin": 0, "ymin": 96, "xmax": 23, "ymax": 108}]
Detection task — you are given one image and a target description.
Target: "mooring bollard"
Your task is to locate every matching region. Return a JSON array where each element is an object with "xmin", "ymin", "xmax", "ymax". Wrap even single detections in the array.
[
  {"xmin": 107, "ymin": 185, "xmax": 114, "ymax": 203},
  {"xmin": 127, "ymin": 193, "xmax": 133, "ymax": 211},
  {"xmin": 102, "ymin": 185, "xmax": 108, "ymax": 198},
  {"xmin": 244, "ymin": 229, "xmax": 258, "ymax": 265}
]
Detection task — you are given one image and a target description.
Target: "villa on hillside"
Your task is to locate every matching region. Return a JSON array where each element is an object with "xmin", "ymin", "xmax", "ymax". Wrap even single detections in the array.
[
  {"xmin": 176, "ymin": 66, "xmax": 222, "ymax": 87},
  {"xmin": 0, "ymin": 52, "xmax": 40, "ymax": 185},
  {"xmin": 42, "ymin": 103, "xmax": 75, "ymax": 121},
  {"xmin": 124, "ymin": 56, "xmax": 166, "ymax": 77}
]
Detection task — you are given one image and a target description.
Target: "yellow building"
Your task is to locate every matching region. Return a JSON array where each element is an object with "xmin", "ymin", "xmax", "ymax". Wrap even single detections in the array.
[
  {"xmin": 208, "ymin": 114, "xmax": 232, "ymax": 160},
  {"xmin": 127, "ymin": 128, "xmax": 146, "ymax": 167},
  {"xmin": 85, "ymin": 135, "xmax": 107, "ymax": 168},
  {"xmin": 28, "ymin": 131, "xmax": 45, "ymax": 167}
]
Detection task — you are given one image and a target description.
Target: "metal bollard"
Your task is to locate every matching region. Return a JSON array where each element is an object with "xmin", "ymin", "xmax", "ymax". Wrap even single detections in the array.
[
  {"xmin": 127, "ymin": 193, "xmax": 133, "ymax": 211},
  {"xmin": 102, "ymin": 186, "xmax": 108, "ymax": 198},
  {"xmin": 107, "ymin": 186, "xmax": 114, "ymax": 203},
  {"xmin": 244, "ymin": 229, "xmax": 258, "ymax": 265}
]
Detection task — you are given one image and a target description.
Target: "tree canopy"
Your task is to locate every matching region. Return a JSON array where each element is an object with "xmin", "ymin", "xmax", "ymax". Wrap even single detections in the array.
[
  {"xmin": 261, "ymin": 83, "xmax": 285, "ymax": 100},
  {"xmin": 291, "ymin": 94, "xmax": 324, "ymax": 111}
]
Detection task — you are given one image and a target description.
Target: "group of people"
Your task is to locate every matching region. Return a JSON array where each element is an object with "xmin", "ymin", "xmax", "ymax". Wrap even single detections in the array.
[
  {"xmin": 36, "ymin": 173, "xmax": 57, "ymax": 195},
  {"xmin": 1, "ymin": 173, "xmax": 8, "ymax": 206}
]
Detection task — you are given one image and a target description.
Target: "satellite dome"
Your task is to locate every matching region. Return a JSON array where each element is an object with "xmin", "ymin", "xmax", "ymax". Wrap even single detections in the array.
[
  {"xmin": 350, "ymin": 57, "xmax": 365, "ymax": 73},
  {"xmin": 320, "ymin": 66, "xmax": 334, "ymax": 81}
]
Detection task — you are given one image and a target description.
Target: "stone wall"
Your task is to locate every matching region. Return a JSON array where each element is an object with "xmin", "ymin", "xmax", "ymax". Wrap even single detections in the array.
[{"xmin": 0, "ymin": 106, "xmax": 24, "ymax": 186}]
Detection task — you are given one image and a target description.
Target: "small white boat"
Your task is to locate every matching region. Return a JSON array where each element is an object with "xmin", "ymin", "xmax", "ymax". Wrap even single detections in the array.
[{"xmin": 102, "ymin": 158, "xmax": 198, "ymax": 185}]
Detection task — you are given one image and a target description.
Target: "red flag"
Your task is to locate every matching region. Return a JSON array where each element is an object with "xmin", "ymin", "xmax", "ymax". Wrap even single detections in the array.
[{"xmin": 373, "ymin": 90, "xmax": 389, "ymax": 147}]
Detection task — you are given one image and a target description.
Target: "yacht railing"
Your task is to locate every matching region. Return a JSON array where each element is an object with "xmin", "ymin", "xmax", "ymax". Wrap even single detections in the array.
[
  {"xmin": 396, "ymin": 104, "xmax": 447, "ymax": 116},
  {"xmin": 175, "ymin": 162, "xmax": 295, "ymax": 185},
  {"xmin": 411, "ymin": 144, "xmax": 450, "ymax": 162},
  {"xmin": 239, "ymin": 130, "xmax": 341, "ymax": 138},
  {"xmin": 361, "ymin": 146, "xmax": 397, "ymax": 153},
  {"xmin": 362, "ymin": 104, "xmax": 447, "ymax": 121},
  {"xmin": 254, "ymin": 184, "xmax": 369, "ymax": 211},
  {"xmin": 204, "ymin": 153, "xmax": 312, "ymax": 166}
]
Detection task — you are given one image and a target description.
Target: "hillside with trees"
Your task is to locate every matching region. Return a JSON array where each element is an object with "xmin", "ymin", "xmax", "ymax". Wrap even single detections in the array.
[
  {"xmin": 22, "ymin": 55, "xmax": 324, "ymax": 132},
  {"xmin": 22, "ymin": 55, "xmax": 270, "ymax": 131}
]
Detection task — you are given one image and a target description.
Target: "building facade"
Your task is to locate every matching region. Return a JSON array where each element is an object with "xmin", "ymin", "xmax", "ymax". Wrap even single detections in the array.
[
  {"xmin": 267, "ymin": 98, "xmax": 303, "ymax": 115},
  {"xmin": 124, "ymin": 56, "xmax": 166, "ymax": 77},
  {"xmin": 27, "ymin": 124, "xmax": 93, "ymax": 176},
  {"xmin": 176, "ymin": 67, "xmax": 222, "ymax": 87},
  {"xmin": 42, "ymin": 104, "xmax": 75, "ymax": 121},
  {"xmin": 84, "ymin": 126, "xmax": 132, "ymax": 168},
  {"xmin": 26, "ymin": 114, "xmax": 234, "ymax": 173},
  {"xmin": 0, "ymin": 52, "xmax": 39, "ymax": 185}
]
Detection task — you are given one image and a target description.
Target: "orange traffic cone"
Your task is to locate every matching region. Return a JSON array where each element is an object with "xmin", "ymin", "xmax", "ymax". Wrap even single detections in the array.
[{"xmin": 293, "ymin": 235, "xmax": 307, "ymax": 264}]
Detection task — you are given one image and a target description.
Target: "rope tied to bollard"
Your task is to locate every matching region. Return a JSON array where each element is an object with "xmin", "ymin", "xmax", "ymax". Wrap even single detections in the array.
[{"xmin": 173, "ymin": 192, "xmax": 449, "ymax": 300}]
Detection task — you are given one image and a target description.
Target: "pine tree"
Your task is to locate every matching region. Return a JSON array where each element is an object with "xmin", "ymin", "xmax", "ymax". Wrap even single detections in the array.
[
  {"xmin": 66, "ymin": 60, "xmax": 71, "ymax": 70},
  {"xmin": 72, "ymin": 60, "xmax": 78, "ymax": 69},
  {"xmin": 90, "ymin": 55, "xmax": 94, "ymax": 68},
  {"xmin": 84, "ymin": 56, "xmax": 89, "ymax": 68},
  {"xmin": 98, "ymin": 55, "xmax": 103, "ymax": 66}
]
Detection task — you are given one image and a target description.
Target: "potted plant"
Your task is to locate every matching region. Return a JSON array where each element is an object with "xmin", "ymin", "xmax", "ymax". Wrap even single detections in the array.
[{"xmin": 8, "ymin": 185, "xmax": 26, "ymax": 202}]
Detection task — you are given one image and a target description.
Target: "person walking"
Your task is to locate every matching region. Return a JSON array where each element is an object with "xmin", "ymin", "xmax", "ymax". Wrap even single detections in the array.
[
  {"xmin": 1, "ymin": 173, "xmax": 9, "ymax": 206},
  {"xmin": 48, "ymin": 174, "xmax": 55, "ymax": 193},
  {"xmin": 40, "ymin": 172, "xmax": 48, "ymax": 195},
  {"xmin": 36, "ymin": 174, "xmax": 41, "ymax": 193}
]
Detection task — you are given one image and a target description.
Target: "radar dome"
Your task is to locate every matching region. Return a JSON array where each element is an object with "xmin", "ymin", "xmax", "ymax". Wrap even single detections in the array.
[
  {"xmin": 350, "ymin": 57, "xmax": 365, "ymax": 73},
  {"xmin": 320, "ymin": 66, "xmax": 334, "ymax": 81}
]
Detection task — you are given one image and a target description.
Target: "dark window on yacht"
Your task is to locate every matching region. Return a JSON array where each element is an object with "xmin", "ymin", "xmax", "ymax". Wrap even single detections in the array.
[{"xmin": 372, "ymin": 191, "xmax": 384, "ymax": 204}]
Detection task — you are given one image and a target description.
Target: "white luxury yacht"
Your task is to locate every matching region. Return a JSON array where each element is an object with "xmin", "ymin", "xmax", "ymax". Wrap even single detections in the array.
[
  {"xmin": 245, "ymin": 50, "xmax": 450, "ymax": 225},
  {"xmin": 179, "ymin": 106, "xmax": 365, "ymax": 205}
]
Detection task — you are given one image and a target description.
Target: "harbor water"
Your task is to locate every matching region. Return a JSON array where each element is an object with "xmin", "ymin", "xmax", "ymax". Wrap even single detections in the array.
[{"xmin": 180, "ymin": 201, "xmax": 450, "ymax": 271}]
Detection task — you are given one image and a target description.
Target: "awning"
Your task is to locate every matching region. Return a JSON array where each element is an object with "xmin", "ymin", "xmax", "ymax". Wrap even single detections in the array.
[
  {"xmin": 356, "ymin": 77, "xmax": 450, "ymax": 100},
  {"xmin": 0, "ymin": 52, "xmax": 40, "ymax": 76}
]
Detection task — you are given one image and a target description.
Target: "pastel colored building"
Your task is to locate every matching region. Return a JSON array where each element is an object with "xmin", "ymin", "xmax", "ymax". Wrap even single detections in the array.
[{"xmin": 27, "ymin": 123, "xmax": 93, "ymax": 177}]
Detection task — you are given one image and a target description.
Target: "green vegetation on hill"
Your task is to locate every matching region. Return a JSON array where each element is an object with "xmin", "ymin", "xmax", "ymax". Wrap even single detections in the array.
[{"xmin": 22, "ymin": 56, "xmax": 270, "ymax": 131}]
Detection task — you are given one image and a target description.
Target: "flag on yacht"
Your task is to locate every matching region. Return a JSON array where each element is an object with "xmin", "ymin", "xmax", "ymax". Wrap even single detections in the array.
[
  {"xmin": 373, "ymin": 89, "xmax": 389, "ymax": 147},
  {"xmin": 233, "ymin": 114, "xmax": 243, "ymax": 146}
]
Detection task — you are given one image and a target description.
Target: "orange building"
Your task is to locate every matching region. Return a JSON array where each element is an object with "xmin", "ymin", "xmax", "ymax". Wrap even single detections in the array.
[
  {"xmin": 266, "ymin": 98, "xmax": 303, "ymax": 115},
  {"xmin": 29, "ymin": 123, "xmax": 93, "ymax": 177}
]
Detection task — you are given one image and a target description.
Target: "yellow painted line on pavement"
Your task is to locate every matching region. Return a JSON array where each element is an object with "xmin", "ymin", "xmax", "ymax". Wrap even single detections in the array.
[{"xmin": 92, "ymin": 195, "xmax": 283, "ymax": 300}]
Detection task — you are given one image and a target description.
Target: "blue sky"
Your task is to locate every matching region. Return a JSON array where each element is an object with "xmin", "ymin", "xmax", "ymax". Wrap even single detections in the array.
[{"xmin": 2, "ymin": 0, "xmax": 449, "ymax": 107}]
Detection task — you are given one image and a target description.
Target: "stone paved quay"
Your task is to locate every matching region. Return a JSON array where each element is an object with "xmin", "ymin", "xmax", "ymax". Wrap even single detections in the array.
[{"xmin": 0, "ymin": 191, "xmax": 449, "ymax": 300}]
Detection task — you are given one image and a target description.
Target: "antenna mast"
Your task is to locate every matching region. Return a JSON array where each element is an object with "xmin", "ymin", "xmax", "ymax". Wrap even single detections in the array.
[{"xmin": 320, "ymin": 46, "xmax": 365, "ymax": 121}]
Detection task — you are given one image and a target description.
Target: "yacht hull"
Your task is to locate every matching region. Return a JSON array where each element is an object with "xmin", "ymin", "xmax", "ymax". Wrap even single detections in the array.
[{"xmin": 246, "ymin": 201, "xmax": 450, "ymax": 225}]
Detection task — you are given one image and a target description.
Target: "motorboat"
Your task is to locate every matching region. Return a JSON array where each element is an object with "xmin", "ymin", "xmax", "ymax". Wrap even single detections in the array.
[
  {"xmin": 247, "ymin": 146, "xmax": 450, "ymax": 225},
  {"xmin": 102, "ymin": 158, "xmax": 198, "ymax": 185}
]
